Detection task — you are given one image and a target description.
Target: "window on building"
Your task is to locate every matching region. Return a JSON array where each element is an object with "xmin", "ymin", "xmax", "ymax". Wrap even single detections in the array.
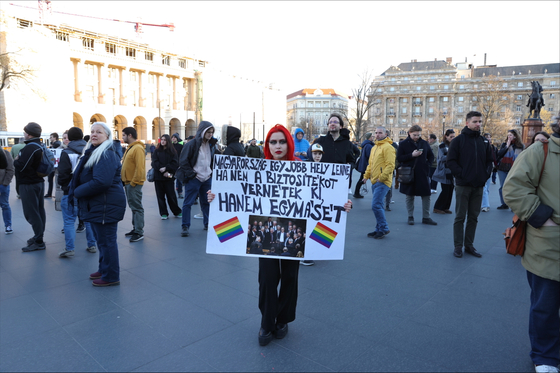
[
  {"xmin": 82, "ymin": 37, "xmax": 94, "ymax": 50},
  {"xmin": 457, "ymin": 118, "xmax": 462, "ymax": 124},
  {"xmin": 429, "ymin": 117, "xmax": 434, "ymax": 123},
  {"xmin": 458, "ymin": 107, "xmax": 464, "ymax": 113},
  {"xmin": 459, "ymin": 85, "xmax": 464, "ymax": 90},
  {"xmin": 430, "ymin": 86, "xmax": 435, "ymax": 90},
  {"xmin": 416, "ymin": 86, "xmax": 421, "ymax": 91},
  {"xmin": 324, "ymin": 102, "xmax": 329, "ymax": 107},
  {"xmin": 472, "ymin": 96, "xmax": 478, "ymax": 101},
  {"xmin": 445, "ymin": 75, "xmax": 450, "ymax": 80},
  {"xmin": 55, "ymin": 31, "xmax": 69, "ymax": 41},
  {"xmin": 503, "ymin": 83, "xmax": 508, "ymax": 88},
  {"xmin": 548, "ymin": 107, "xmax": 555, "ymax": 112},
  {"xmin": 17, "ymin": 19, "xmax": 33, "ymax": 28},
  {"xmin": 377, "ymin": 88, "xmax": 382, "ymax": 92},
  {"xmin": 389, "ymin": 118, "xmax": 394, "ymax": 124},
  {"xmin": 515, "ymin": 118, "xmax": 521, "ymax": 125},
  {"xmin": 145, "ymin": 51, "xmax": 154, "ymax": 61},
  {"xmin": 108, "ymin": 68, "xmax": 117, "ymax": 79},
  {"xmin": 85, "ymin": 64, "xmax": 95, "ymax": 76},
  {"xmin": 390, "ymin": 87, "xmax": 395, "ymax": 92},
  {"xmin": 429, "ymin": 107, "xmax": 434, "ymax": 113},
  {"xmin": 414, "ymin": 107, "xmax": 420, "ymax": 113},
  {"xmin": 444, "ymin": 85, "xmax": 449, "ymax": 90},
  {"xmin": 389, "ymin": 98, "xmax": 395, "ymax": 103},
  {"xmin": 402, "ymin": 107, "xmax": 407, "ymax": 114},
  {"xmin": 85, "ymin": 85, "xmax": 95, "ymax": 102},
  {"xmin": 461, "ymin": 75, "xmax": 465, "ymax": 80},
  {"xmin": 414, "ymin": 118, "xmax": 420, "ymax": 123},
  {"xmin": 443, "ymin": 108, "xmax": 448, "ymax": 114},
  {"xmin": 443, "ymin": 97, "xmax": 449, "ymax": 102},
  {"xmin": 551, "ymin": 81, "xmax": 557, "ymax": 86},
  {"xmin": 391, "ymin": 78, "xmax": 396, "ymax": 81},
  {"xmin": 402, "ymin": 98, "xmax": 408, "ymax": 103},
  {"xmin": 518, "ymin": 82, "xmax": 523, "ymax": 87},
  {"xmin": 404, "ymin": 77, "xmax": 409, "ymax": 81},
  {"xmin": 162, "ymin": 55, "xmax": 170, "ymax": 66},
  {"xmin": 178, "ymin": 59, "xmax": 186, "ymax": 68},
  {"xmin": 130, "ymin": 71, "xmax": 137, "ymax": 82},
  {"xmin": 517, "ymin": 95, "xmax": 523, "ymax": 100},
  {"xmin": 502, "ymin": 96, "xmax": 508, "ymax": 101},
  {"xmin": 458, "ymin": 96, "xmax": 464, "ymax": 102},
  {"xmin": 308, "ymin": 102, "xmax": 313, "ymax": 107},
  {"xmin": 126, "ymin": 47, "xmax": 136, "ymax": 58},
  {"xmin": 429, "ymin": 97, "xmax": 435, "ymax": 102},
  {"xmin": 148, "ymin": 74, "xmax": 155, "ymax": 84},
  {"xmin": 472, "ymin": 106, "xmax": 477, "ymax": 111},
  {"xmin": 105, "ymin": 43, "xmax": 116, "ymax": 54},
  {"xmin": 550, "ymin": 93, "xmax": 556, "ymax": 99},
  {"xmin": 431, "ymin": 76, "xmax": 436, "ymax": 81},
  {"xmin": 516, "ymin": 105, "xmax": 521, "ymax": 112},
  {"xmin": 416, "ymin": 77, "xmax": 421, "ymax": 81},
  {"xmin": 473, "ymin": 84, "xmax": 478, "ymax": 89},
  {"xmin": 401, "ymin": 119, "xmax": 407, "ymax": 124}
]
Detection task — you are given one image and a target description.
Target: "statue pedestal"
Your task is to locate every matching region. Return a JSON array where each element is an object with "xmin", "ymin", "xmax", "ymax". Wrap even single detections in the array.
[{"xmin": 522, "ymin": 118, "xmax": 543, "ymax": 147}]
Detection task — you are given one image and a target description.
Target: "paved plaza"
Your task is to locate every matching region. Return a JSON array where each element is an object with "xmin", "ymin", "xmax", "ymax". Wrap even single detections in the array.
[{"xmin": 0, "ymin": 162, "xmax": 535, "ymax": 372}]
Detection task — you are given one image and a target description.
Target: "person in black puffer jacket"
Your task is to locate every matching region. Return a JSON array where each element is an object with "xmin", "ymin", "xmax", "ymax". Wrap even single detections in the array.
[
  {"xmin": 151, "ymin": 134, "xmax": 182, "ymax": 219},
  {"xmin": 69, "ymin": 122, "xmax": 126, "ymax": 286}
]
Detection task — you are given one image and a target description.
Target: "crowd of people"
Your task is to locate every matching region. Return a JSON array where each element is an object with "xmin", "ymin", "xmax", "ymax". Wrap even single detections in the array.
[{"xmin": 0, "ymin": 111, "xmax": 558, "ymax": 372}]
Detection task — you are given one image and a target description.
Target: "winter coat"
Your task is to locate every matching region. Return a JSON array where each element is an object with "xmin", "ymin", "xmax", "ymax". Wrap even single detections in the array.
[
  {"xmin": 151, "ymin": 147, "xmax": 179, "ymax": 181},
  {"xmin": 497, "ymin": 142, "xmax": 524, "ymax": 172},
  {"xmin": 0, "ymin": 150, "xmax": 14, "ymax": 186},
  {"xmin": 446, "ymin": 126, "xmax": 492, "ymax": 188},
  {"xmin": 432, "ymin": 142, "xmax": 453, "ymax": 185},
  {"xmin": 13, "ymin": 138, "xmax": 44, "ymax": 185},
  {"xmin": 246, "ymin": 144, "xmax": 262, "ymax": 158},
  {"xmin": 69, "ymin": 144, "xmax": 126, "ymax": 224},
  {"xmin": 357, "ymin": 139, "xmax": 374, "ymax": 173},
  {"xmin": 223, "ymin": 126, "xmax": 245, "ymax": 156},
  {"xmin": 314, "ymin": 128, "xmax": 356, "ymax": 165},
  {"xmin": 363, "ymin": 137, "xmax": 396, "ymax": 188},
  {"xmin": 121, "ymin": 140, "xmax": 146, "ymax": 186},
  {"xmin": 177, "ymin": 121, "xmax": 217, "ymax": 183},
  {"xmin": 430, "ymin": 141, "xmax": 439, "ymax": 168},
  {"xmin": 57, "ymin": 139, "xmax": 87, "ymax": 194},
  {"xmin": 293, "ymin": 128, "xmax": 310, "ymax": 161},
  {"xmin": 397, "ymin": 136, "xmax": 434, "ymax": 196},
  {"xmin": 0, "ymin": 148, "xmax": 7, "ymax": 170},
  {"xmin": 503, "ymin": 134, "xmax": 560, "ymax": 282}
]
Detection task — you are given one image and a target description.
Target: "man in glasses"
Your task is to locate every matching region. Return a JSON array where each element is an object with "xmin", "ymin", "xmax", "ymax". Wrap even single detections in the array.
[{"xmin": 313, "ymin": 113, "xmax": 355, "ymax": 165}]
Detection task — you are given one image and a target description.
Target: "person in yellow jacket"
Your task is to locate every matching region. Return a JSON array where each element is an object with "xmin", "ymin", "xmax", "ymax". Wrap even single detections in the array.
[
  {"xmin": 121, "ymin": 127, "xmax": 146, "ymax": 242},
  {"xmin": 362, "ymin": 126, "xmax": 396, "ymax": 239},
  {"xmin": 503, "ymin": 113, "xmax": 560, "ymax": 373}
]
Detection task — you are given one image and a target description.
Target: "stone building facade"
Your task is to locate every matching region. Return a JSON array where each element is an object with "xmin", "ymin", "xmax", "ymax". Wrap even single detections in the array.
[
  {"xmin": 1, "ymin": 6, "xmax": 204, "ymax": 142},
  {"xmin": 368, "ymin": 58, "xmax": 560, "ymax": 140}
]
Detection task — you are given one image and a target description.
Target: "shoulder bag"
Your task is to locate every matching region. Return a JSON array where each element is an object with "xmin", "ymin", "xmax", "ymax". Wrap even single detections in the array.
[
  {"xmin": 503, "ymin": 143, "xmax": 548, "ymax": 256},
  {"xmin": 397, "ymin": 157, "xmax": 417, "ymax": 185}
]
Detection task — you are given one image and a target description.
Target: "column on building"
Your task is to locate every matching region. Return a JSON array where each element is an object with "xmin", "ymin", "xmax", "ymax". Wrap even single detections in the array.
[
  {"xmin": 96, "ymin": 63, "xmax": 106, "ymax": 104},
  {"xmin": 135, "ymin": 69, "xmax": 145, "ymax": 108},
  {"xmin": 119, "ymin": 67, "xmax": 126, "ymax": 106},
  {"xmin": 71, "ymin": 58, "xmax": 83, "ymax": 102}
]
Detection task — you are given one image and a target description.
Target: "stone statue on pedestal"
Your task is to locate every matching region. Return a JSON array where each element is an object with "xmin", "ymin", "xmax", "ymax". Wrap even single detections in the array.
[{"xmin": 527, "ymin": 81, "xmax": 545, "ymax": 119}]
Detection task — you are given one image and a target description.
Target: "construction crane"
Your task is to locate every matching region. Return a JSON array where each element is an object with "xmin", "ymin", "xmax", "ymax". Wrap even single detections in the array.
[{"xmin": 9, "ymin": 1, "xmax": 175, "ymax": 35}]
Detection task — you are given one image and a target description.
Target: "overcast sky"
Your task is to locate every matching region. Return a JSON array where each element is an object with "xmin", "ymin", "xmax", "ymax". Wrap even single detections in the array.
[{"xmin": 6, "ymin": 1, "xmax": 560, "ymax": 95}]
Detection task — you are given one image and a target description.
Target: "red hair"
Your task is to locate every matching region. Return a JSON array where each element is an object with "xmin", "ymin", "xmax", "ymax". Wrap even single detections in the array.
[{"xmin": 264, "ymin": 124, "xmax": 295, "ymax": 161}]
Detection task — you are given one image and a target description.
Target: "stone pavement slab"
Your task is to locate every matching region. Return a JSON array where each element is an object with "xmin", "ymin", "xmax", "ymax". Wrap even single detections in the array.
[{"xmin": 0, "ymin": 165, "xmax": 536, "ymax": 372}]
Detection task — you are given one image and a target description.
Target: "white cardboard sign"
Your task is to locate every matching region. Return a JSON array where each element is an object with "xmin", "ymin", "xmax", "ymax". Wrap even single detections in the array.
[{"xmin": 206, "ymin": 155, "xmax": 350, "ymax": 261}]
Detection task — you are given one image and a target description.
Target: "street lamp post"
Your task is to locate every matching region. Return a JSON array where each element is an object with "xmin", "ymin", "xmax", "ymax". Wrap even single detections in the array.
[{"xmin": 442, "ymin": 114, "xmax": 446, "ymax": 139}]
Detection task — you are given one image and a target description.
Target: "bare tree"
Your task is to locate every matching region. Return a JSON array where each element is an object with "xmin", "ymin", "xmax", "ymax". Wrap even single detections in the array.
[
  {"xmin": 0, "ymin": 50, "xmax": 35, "ymax": 92},
  {"xmin": 471, "ymin": 75, "xmax": 511, "ymax": 135},
  {"xmin": 348, "ymin": 70, "xmax": 382, "ymax": 142}
]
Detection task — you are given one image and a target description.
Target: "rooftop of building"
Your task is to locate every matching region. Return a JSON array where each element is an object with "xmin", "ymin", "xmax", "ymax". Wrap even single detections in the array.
[
  {"xmin": 286, "ymin": 88, "xmax": 349, "ymax": 100},
  {"xmin": 472, "ymin": 63, "xmax": 560, "ymax": 77}
]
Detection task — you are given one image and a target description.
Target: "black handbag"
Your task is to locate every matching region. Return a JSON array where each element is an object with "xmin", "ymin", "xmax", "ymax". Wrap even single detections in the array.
[{"xmin": 397, "ymin": 158, "xmax": 417, "ymax": 184}]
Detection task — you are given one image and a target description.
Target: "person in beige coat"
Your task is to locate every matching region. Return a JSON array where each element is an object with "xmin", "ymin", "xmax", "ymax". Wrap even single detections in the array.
[{"xmin": 503, "ymin": 113, "xmax": 560, "ymax": 373}]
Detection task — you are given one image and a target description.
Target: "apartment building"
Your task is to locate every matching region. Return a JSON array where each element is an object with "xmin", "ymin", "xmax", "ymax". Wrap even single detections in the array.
[{"xmin": 368, "ymin": 58, "xmax": 560, "ymax": 140}]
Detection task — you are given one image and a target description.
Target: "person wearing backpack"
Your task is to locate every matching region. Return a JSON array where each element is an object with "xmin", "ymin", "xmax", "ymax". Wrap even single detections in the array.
[{"xmin": 14, "ymin": 122, "xmax": 50, "ymax": 252}]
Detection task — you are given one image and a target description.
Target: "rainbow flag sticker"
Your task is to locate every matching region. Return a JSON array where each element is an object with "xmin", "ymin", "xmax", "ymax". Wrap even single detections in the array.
[
  {"xmin": 309, "ymin": 222, "xmax": 338, "ymax": 249},
  {"xmin": 214, "ymin": 217, "xmax": 244, "ymax": 243}
]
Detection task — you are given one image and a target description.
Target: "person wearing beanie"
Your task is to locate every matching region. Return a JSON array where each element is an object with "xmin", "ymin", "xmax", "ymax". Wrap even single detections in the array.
[
  {"xmin": 14, "ymin": 122, "xmax": 48, "ymax": 251},
  {"xmin": 176, "ymin": 121, "xmax": 217, "ymax": 237},
  {"xmin": 171, "ymin": 133, "xmax": 185, "ymax": 198},
  {"xmin": 57, "ymin": 127, "xmax": 97, "ymax": 257}
]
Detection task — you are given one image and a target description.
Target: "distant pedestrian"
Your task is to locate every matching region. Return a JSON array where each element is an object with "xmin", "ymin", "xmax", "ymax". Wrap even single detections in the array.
[
  {"xmin": 69, "ymin": 122, "xmax": 126, "ymax": 286},
  {"xmin": 481, "ymin": 133, "xmax": 498, "ymax": 212},
  {"xmin": 496, "ymin": 129, "xmax": 524, "ymax": 210},
  {"xmin": 171, "ymin": 133, "xmax": 185, "ymax": 198},
  {"xmin": 246, "ymin": 139, "xmax": 261, "ymax": 158},
  {"xmin": 45, "ymin": 132, "xmax": 61, "ymax": 198},
  {"xmin": 432, "ymin": 129, "xmax": 456, "ymax": 214},
  {"xmin": 15, "ymin": 122, "xmax": 48, "ymax": 251},
  {"xmin": 293, "ymin": 127, "xmax": 310, "ymax": 161},
  {"xmin": 353, "ymin": 132, "xmax": 373, "ymax": 198},
  {"xmin": 446, "ymin": 111, "xmax": 492, "ymax": 258},
  {"xmin": 121, "ymin": 127, "xmax": 146, "ymax": 243},
  {"xmin": 222, "ymin": 125, "xmax": 245, "ymax": 156},
  {"xmin": 152, "ymin": 134, "xmax": 182, "ymax": 219},
  {"xmin": 503, "ymin": 113, "xmax": 560, "ymax": 373},
  {"xmin": 428, "ymin": 133, "xmax": 439, "ymax": 193},
  {"xmin": 397, "ymin": 124, "xmax": 437, "ymax": 226},
  {"xmin": 0, "ymin": 149, "xmax": 14, "ymax": 234},
  {"xmin": 363, "ymin": 126, "xmax": 396, "ymax": 239}
]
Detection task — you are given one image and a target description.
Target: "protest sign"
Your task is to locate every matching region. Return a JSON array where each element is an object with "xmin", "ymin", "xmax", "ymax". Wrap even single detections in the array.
[{"xmin": 206, "ymin": 154, "xmax": 350, "ymax": 260}]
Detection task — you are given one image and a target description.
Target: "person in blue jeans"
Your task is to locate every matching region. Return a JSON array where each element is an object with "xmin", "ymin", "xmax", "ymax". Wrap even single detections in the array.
[
  {"xmin": 362, "ymin": 126, "xmax": 396, "ymax": 239},
  {"xmin": 178, "ymin": 121, "xmax": 216, "ymax": 237},
  {"xmin": 0, "ymin": 149, "xmax": 14, "ymax": 234},
  {"xmin": 57, "ymin": 127, "xmax": 97, "ymax": 257}
]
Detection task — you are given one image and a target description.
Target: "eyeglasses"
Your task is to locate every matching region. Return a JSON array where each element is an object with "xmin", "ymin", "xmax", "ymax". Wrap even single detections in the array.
[
  {"xmin": 269, "ymin": 140, "xmax": 287, "ymax": 145},
  {"xmin": 328, "ymin": 120, "xmax": 340, "ymax": 124}
]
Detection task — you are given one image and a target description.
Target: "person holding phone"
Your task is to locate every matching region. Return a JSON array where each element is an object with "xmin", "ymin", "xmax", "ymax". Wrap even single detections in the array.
[{"xmin": 396, "ymin": 125, "xmax": 437, "ymax": 226}]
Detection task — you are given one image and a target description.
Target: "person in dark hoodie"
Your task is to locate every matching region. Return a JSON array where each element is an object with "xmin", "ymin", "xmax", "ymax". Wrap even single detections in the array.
[
  {"xmin": 57, "ymin": 127, "xmax": 97, "ymax": 257},
  {"xmin": 222, "ymin": 125, "xmax": 245, "ymax": 156},
  {"xmin": 171, "ymin": 133, "xmax": 185, "ymax": 198},
  {"xmin": 446, "ymin": 111, "xmax": 492, "ymax": 259},
  {"xmin": 177, "ymin": 121, "xmax": 217, "ymax": 237},
  {"xmin": 152, "ymin": 134, "xmax": 182, "ymax": 219},
  {"xmin": 313, "ymin": 113, "xmax": 355, "ymax": 165},
  {"xmin": 353, "ymin": 132, "xmax": 374, "ymax": 198},
  {"xmin": 44, "ymin": 132, "xmax": 61, "ymax": 198},
  {"xmin": 15, "ymin": 122, "xmax": 48, "ymax": 252}
]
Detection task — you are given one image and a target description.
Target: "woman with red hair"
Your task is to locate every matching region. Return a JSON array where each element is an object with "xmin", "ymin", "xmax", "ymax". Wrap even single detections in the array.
[{"xmin": 209, "ymin": 124, "xmax": 352, "ymax": 346}]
